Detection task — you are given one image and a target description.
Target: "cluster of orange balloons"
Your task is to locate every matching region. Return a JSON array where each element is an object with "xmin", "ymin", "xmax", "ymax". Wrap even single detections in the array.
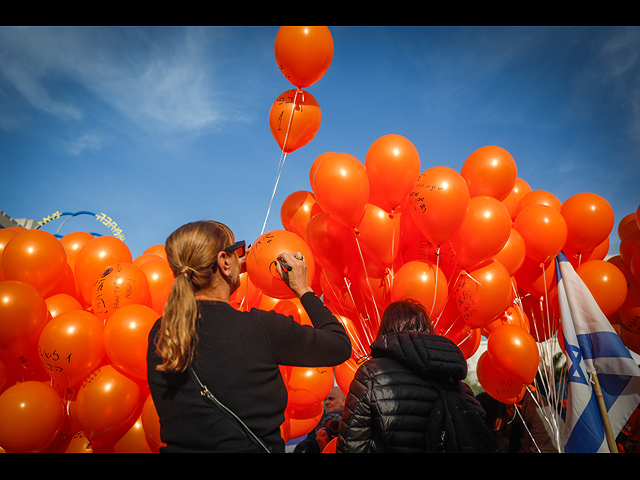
[
  {"xmin": 0, "ymin": 228, "xmax": 171, "ymax": 452},
  {"xmin": 274, "ymin": 139, "xmax": 640, "ymax": 409}
]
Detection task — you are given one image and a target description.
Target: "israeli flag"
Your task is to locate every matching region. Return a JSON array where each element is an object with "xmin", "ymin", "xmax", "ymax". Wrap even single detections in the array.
[{"xmin": 556, "ymin": 252, "xmax": 640, "ymax": 453}]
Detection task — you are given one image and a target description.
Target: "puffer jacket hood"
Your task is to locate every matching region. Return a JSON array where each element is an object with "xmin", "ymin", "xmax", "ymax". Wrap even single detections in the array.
[{"xmin": 369, "ymin": 331, "xmax": 468, "ymax": 382}]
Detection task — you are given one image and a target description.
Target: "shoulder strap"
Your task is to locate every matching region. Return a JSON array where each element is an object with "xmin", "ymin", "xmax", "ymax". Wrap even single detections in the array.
[{"xmin": 188, "ymin": 366, "xmax": 271, "ymax": 453}]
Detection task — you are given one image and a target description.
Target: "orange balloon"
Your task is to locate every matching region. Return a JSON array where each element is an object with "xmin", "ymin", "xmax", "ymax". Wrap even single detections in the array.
[
  {"xmin": 618, "ymin": 212, "xmax": 639, "ymax": 240},
  {"xmin": 0, "ymin": 281, "xmax": 49, "ymax": 358},
  {"xmin": 45, "ymin": 252, "xmax": 81, "ymax": 300},
  {"xmin": 309, "ymin": 152, "xmax": 336, "ymax": 190},
  {"xmin": 619, "ymin": 285, "xmax": 640, "ymax": 335},
  {"xmin": 561, "ymin": 192, "xmax": 615, "ymax": 252},
  {"xmin": 450, "ymin": 196, "xmax": 512, "ymax": 269},
  {"xmin": 141, "ymin": 394, "xmax": 165, "ymax": 452},
  {"xmin": 619, "ymin": 326, "xmax": 640, "ymax": 355},
  {"xmin": 0, "ymin": 228, "xmax": 19, "ymax": 281},
  {"xmin": 482, "ymin": 303, "xmax": 530, "ymax": 337},
  {"xmin": 1, "ymin": 229, "xmax": 68, "ymax": 296},
  {"xmin": 322, "ymin": 437, "xmax": 337, "ymax": 453},
  {"xmin": 45, "ymin": 293, "xmax": 83, "ymax": 319},
  {"xmin": 246, "ymin": 230, "xmax": 315, "ymax": 300},
  {"xmin": 514, "ymin": 256, "xmax": 556, "ymax": 297},
  {"xmin": 577, "ymin": 260, "xmax": 628, "ymax": 317},
  {"xmin": 230, "ymin": 271, "xmax": 262, "ymax": 311},
  {"xmin": 0, "ymin": 381, "xmax": 64, "ymax": 452},
  {"xmin": 139, "ymin": 258, "xmax": 174, "ymax": 315},
  {"xmin": 620, "ymin": 230, "xmax": 640, "ymax": 266},
  {"xmin": 514, "ymin": 204, "xmax": 567, "ymax": 264},
  {"xmin": 133, "ymin": 253, "xmax": 162, "ymax": 267},
  {"xmin": 488, "ymin": 324, "xmax": 539, "ymax": 385},
  {"xmin": 282, "ymin": 401, "xmax": 324, "ymax": 441},
  {"xmin": 284, "ymin": 365, "xmax": 335, "ymax": 407},
  {"xmin": 312, "ymin": 152, "xmax": 370, "ymax": 228},
  {"xmin": 113, "ymin": 414, "xmax": 153, "ymax": 453},
  {"xmin": 75, "ymin": 236, "xmax": 133, "ymax": 304},
  {"xmin": 630, "ymin": 250, "xmax": 640, "ymax": 286},
  {"xmin": 38, "ymin": 310, "xmax": 105, "ymax": 389},
  {"xmin": 520, "ymin": 291, "xmax": 560, "ymax": 342},
  {"xmin": 408, "ymin": 166, "xmax": 470, "ymax": 246},
  {"xmin": 453, "ymin": 260, "xmax": 512, "ymax": 329},
  {"xmin": 502, "ymin": 177, "xmax": 532, "ymax": 220},
  {"xmin": 492, "ymin": 227, "xmax": 526, "ymax": 276},
  {"xmin": 59, "ymin": 231, "xmax": 94, "ymax": 255},
  {"xmin": 142, "ymin": 244, "xmax": 167, "ymax": 261},
  {"xmin": 476, "ymin": 352, "xmax": 526, "ymax": 404},
  {"xmin": 563, "ymin": 237, "xmax": 610, "ymax": 269},
  {"xmin": 364, "ymin": 134, "xmax": 421, "ymax": 212},
  {"xmin": 461, "ymin": 145, "xmax": 517, "ymax": 201},
  {"xmin": 305, "ymin": 212, "xmax": 358, "ymax": 278},
  {"xmin": 280, "ymin": 190, "xmax": 322, "ymax": 239},
  {"xmin": 90, "ymin": 263, "xmax": 151, "ymax": 320},
  {"xmin": 514, "ymin": 189, "xmax": 562, "ymax": 217},
  {"xmin": 75, "ymin": 365, "xmax": 141, "ymax": 445},
  {"xmin": 356, "ymin": 204, "xmax": 401, "ymax": 268},
  {"xmin": 104, "ymin": 304, "xmax": 158, "ymax": 382},
  {"xmin": 334, "ymin": 357, "xmax": 358, "ymax": 396},
  {"xmin": 274, "ymin": 26, "xmax": 334, "ymax": 88},
  {"xmin": 390, "ymin": 260, "xmax": 448, "ymax": 318},
  {"xmin": 269, "ymin": 88, "xmax": 321, "ymax": 154}
]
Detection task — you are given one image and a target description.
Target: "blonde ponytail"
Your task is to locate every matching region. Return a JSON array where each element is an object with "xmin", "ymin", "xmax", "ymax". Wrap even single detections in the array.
[{"xmin": 154, "ymin": 220, "xmax": 234, "ymax": 372}]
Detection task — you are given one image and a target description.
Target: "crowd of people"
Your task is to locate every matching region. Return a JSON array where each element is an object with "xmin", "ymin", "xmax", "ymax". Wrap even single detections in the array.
[{"xmin": 146, "ymin": 219, "xmax": 636, "ymax": 453}]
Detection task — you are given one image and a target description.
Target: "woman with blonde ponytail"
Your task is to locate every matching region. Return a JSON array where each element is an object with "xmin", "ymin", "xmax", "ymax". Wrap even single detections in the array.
[{"xmin": 147, "ymin": 220, "xmax": 351, "ymax": 453}]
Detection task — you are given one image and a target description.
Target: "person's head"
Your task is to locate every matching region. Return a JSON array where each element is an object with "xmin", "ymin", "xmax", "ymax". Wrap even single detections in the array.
[
  {"xmin": 154, "ymin": 220, "xmax": 246, "ymax": 372},
  {"xmin": 324, "ymin": 386, "xmax": 345, "ymax": 413},
  {"xmin": 376, "ymin": 298, "xmax": 434, "ymax": 339}
]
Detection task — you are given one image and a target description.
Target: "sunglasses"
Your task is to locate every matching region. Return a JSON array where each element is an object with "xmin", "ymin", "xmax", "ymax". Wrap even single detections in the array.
[{"xmin": 210, "ymin": 240, "xmax": 246, "ymax": 273}]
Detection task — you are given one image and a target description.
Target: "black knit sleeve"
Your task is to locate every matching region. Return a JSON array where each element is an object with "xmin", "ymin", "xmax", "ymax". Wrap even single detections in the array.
[{"xmin": 264, "ymin": 292, "xmax": 351, "ymax": 368}]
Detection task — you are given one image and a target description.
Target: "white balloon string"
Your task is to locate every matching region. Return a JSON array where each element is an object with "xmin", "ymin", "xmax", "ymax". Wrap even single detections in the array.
[
  {"xmin": 261, "ymin": 89, "xmax": 299, "ymax": 235},
  {"xmin": 352, "ymin": 230, "xmax": 381, "ymax": 325},
  {"xmin": 430, "ymin": 244, "xmax": 441, "ymax": 319}
]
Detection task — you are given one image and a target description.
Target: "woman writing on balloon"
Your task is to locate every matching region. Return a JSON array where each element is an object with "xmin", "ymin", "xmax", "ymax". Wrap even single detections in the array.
[{"xmin": 146, "ymin": 220, "xmax": 351, "ymax": 453}]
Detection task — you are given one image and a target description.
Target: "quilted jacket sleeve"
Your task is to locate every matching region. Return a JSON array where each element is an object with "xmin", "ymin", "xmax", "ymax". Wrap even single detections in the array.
[{"xmin": 336, "ymin": 362, "xmax": 375, "ymax": 453}]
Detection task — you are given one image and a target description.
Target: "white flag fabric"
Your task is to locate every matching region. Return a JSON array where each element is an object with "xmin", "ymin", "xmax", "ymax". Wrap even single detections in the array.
[{"xmin": 556, "ymin": 252, "xmax": 640, "ymax": 453}]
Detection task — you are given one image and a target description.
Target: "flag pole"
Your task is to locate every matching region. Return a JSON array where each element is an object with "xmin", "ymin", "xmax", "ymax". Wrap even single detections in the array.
[{"xmin": 591, "ymin": 371, "xmax": 619, "ymax": 453}]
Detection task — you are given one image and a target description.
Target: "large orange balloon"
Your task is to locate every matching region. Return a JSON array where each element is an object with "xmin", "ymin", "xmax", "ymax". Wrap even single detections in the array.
[
  {"xmin": 408, "ymin": 166, "xmax": 470, "ymax": 246},
  {"xmin": 280, "ymin": 190, "xmax": 322, "ymax": 239},
  {"xmin": 0, "ymin": 281, "xmax": 49, "ymax": 358},
  {"xmin": 515, "ymin": 256, "xmax": 556, "ymax": 298},
  {"xmin": 618, "ymin": 213, "xmax": 638, "ymax": 240},
  {"xmin": 45, "ymin": 293, "xmax": 83, "ymax": 319},
  {"xmin": 113, "ymin": 414, "xmax": 152, "ymax": 453},
  {"xmin": 364, "ymin": 134, "xmax": 421, "ymax": 212},
  {"xmin": 461, "ymin": 145, "xmax": 517, "ymax": 201},
  {"xmin": 482, "ymin": 303, "xmax": 530, "ymax": 337},
  {"xmin": 502, "ymin": 177, "xmax": 532, "ymax": 220},
  {"xmin": 312, "ymin": 152, "xmax": 370, "ymax": 228},
  {"xmin": 514, "ymin": 204, "xmax": 567, "ymax": 264},
  {"xmin": 246, "ymin": 230, "xmax": 315, "ymax": 299},
  {"xmin": 476, "ymin": 352, "xmax": 526, "ymax": 404},
  {"xmin": 620, "ymin": 230, "xmax": 640, "ymax": 266},
  {"xmin": 619, "ymin": 285, "xmax": 640, "ymax": 335},
  {"xmin": 59, "ymin": 231, "xmax": 94, "ymax": 256},
  {"xmin": 0, "ymin": 228, "xmax": 19, "ymax": 281},
  {"xmin": 282, "ymin": 401, "xmax": 324, "ymax": 441},
  {"xmin": 284, "ymin": 365, "xmax": 335, "ymax": 407},
  {"xmin": 0, "ymin": 381, "xmax": 64, "ymax": 452},
  {"xmin": 75, "ymin": 236, "xmax": 132, "ymax": 305},
  {"xmin": 334, "ymin": 357, "xmax": 358, "ymax": 396},
  {"xmin": 305, "ymin": 212, "xmax": 358, "ymax": 278},
  {"xmin": 450, "ymin": 196, "xmax": 512, "ymax": 269},
  {"xmin": 514, "ymin": 189, "xmax": 562, "ymax": 217},
  {"xmin": 561, "ymin": 192, "xmax": 614, "ymax": 252},
  {"xmin": 90, "ymin": 263, "xmax": 151, "ymax": 320},
  {"xmin": 356, "ymin": 204, "xmax": 401, "ymax": 268},
  {"xmin": 520, "ymin": 291, "xmax": 559, "ymax": 342},
  {"xmin": 139, "ymin": 258, "xmax": 174, "ymax": 315},
  {"xmin": 75, "ymin": 365, "xmax": 142, "ymax": 445},
  {"xmin": 492, "ymin": 227, "xmax": 526, "ymax": 276},
  {"xmin": 1, "ymin": 229, "xmax": 68, "ymax": 296},
  {"xmin": 577, "ymin": 260, "xmax": 628, "ymax": 317},
  {"xmin": 269, "ymin": 88, "xmax": 321, "ymax": 154},
  {"xmin": 37, "ymin": 310, "xmax": 105, "ymax": 389},
  {"xmin": 104, "ymin": 304, "xmax": 158, "ymax": 382},
  {"xmin": 141, "ymin": 394, "xmax": 165, "ymax": 452},
  {"xmin": 453, "ymin": 260, "xmax": 512, "ymax": 329},
  {"xmin": 274, "ymin": 26, "xmax": 334, "ymax": 88},
  {"xmin": 487, "ymin": 324, "xmax": 539, "ymax": 385},
  {"xmin": 390, "ymin": 260, "xmax": 448, "ymax": 318}
]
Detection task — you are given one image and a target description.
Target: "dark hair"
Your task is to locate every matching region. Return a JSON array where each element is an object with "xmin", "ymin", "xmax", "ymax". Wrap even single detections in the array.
[{"xmin": 376, "ymin": 299, "xmax": 434, "ymax": 339}]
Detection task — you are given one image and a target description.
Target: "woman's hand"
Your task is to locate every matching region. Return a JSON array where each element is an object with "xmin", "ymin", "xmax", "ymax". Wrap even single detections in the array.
[{"xmin": 276, "ymin": 252, "xmax": 314, "ymax": 298}]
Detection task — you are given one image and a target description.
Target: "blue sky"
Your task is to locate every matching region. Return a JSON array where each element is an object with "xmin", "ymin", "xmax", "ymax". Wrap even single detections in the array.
[{"xmin": 1, "ymin": 26, "xmax": 639, "ymax": 259}]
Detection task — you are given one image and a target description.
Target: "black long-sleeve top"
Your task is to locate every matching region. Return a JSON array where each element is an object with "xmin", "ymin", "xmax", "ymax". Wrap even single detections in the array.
[{"xmin": 146, "ymin": 292, "xmax": 351, "ymax": 453}]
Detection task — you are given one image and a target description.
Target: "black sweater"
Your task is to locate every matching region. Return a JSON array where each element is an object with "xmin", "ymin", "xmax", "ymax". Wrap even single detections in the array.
[{"xmin": 146, "ymin": 292, "xmax": 351, "ymax": 453}]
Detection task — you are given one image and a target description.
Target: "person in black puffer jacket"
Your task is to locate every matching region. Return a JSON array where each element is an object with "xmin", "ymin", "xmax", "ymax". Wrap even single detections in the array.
[{"xmin": 336, "ymin": 299, "xmax": 488, "ymax": 453}]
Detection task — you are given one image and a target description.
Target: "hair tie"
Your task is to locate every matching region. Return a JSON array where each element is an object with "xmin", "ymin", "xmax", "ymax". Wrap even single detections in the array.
[{"xmin": 178, "ymin": 266, "xmax": 197, "ymax": 278}]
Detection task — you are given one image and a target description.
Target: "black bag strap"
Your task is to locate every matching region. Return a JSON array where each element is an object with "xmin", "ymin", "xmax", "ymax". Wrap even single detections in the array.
[{"xmin": 188, "ymin": 366, "xmax": 271, "ymax": 453}]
